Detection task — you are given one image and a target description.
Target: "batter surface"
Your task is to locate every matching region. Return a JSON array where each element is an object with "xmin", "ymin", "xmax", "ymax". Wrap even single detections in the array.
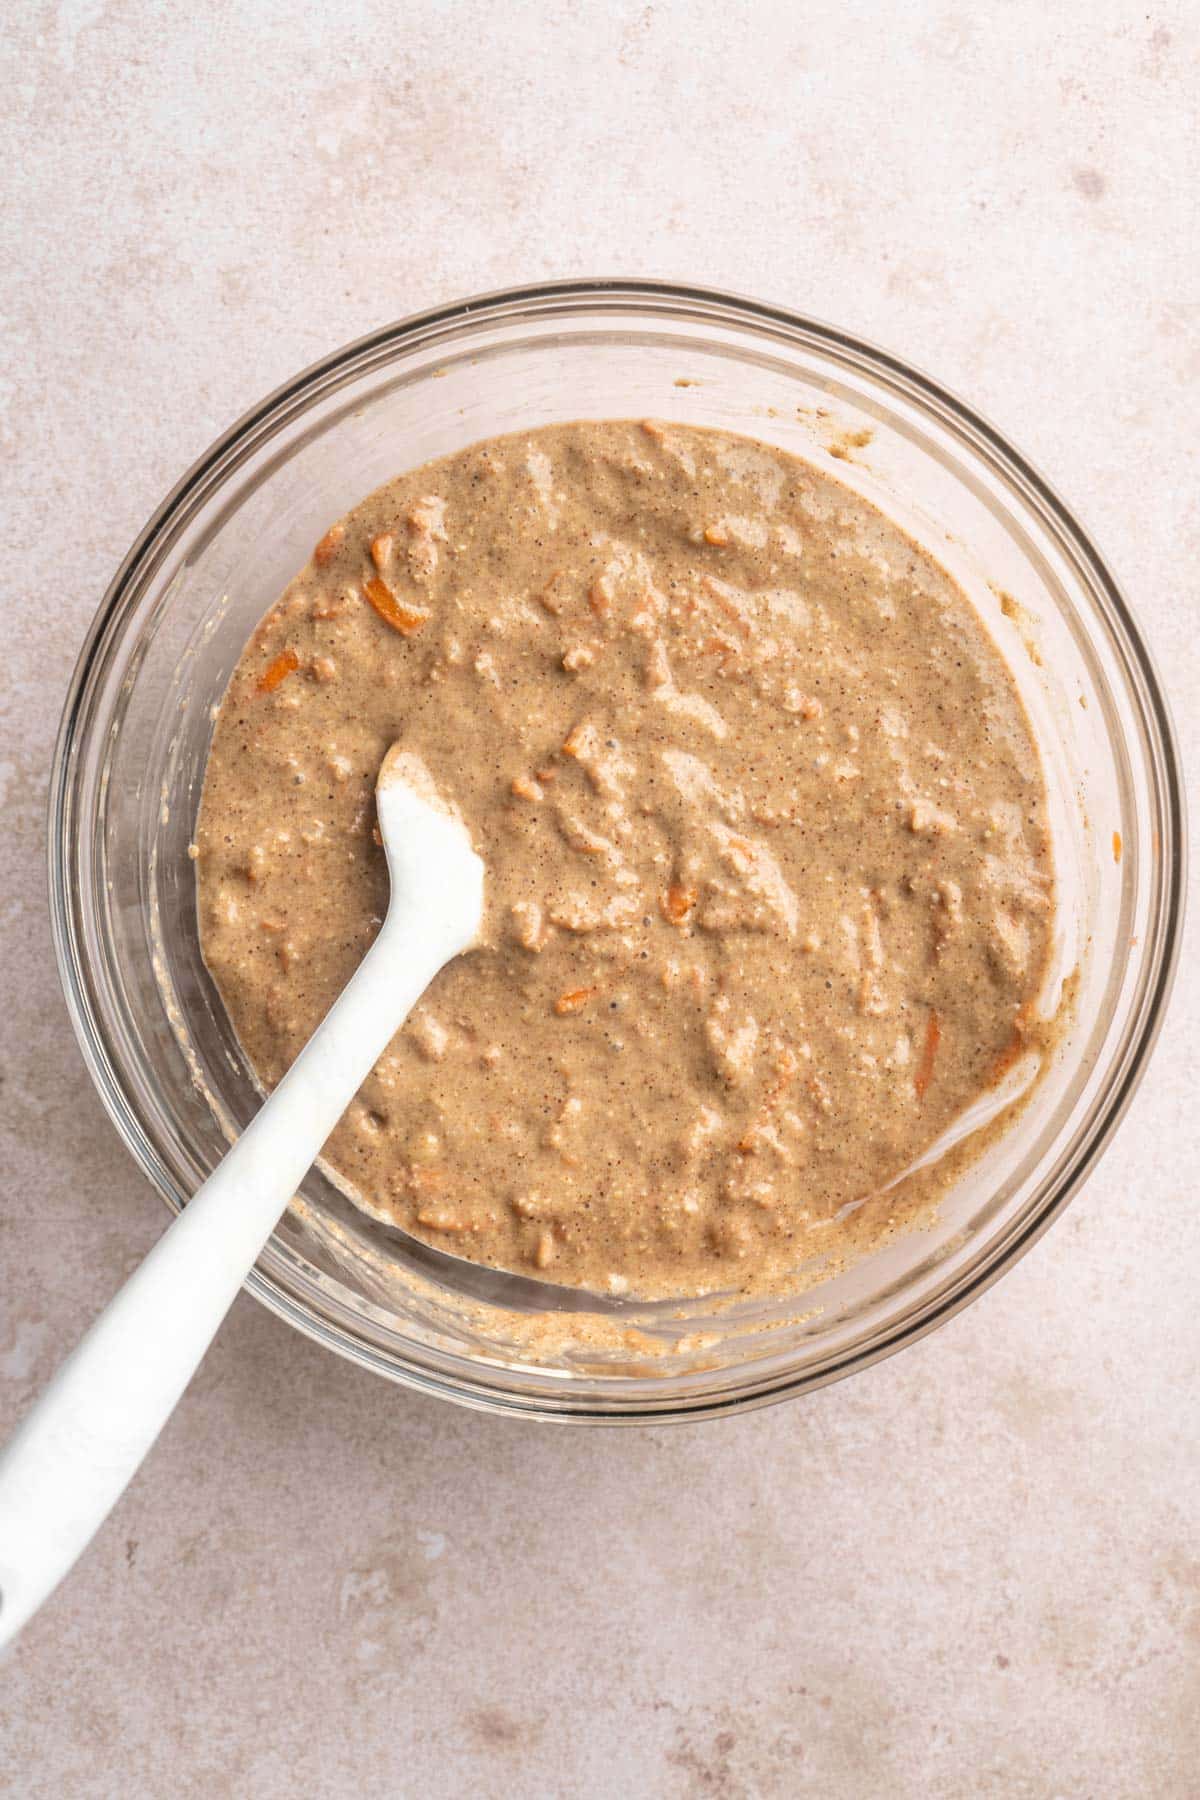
[{"xmin": 195, "ymin": 422, "xmax": 1054, "ymax": 1298}]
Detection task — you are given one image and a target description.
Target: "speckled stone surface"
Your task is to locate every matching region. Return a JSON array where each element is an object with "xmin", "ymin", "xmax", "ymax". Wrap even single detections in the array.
[{"xmin": 2, "ymin": 4, "xmax": 1197, "ymax": 1795}]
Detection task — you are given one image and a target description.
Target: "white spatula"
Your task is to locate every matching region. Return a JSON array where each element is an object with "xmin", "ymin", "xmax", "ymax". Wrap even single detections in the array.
[{"xmin": 0, "ymin": 746, "xmax": 484, "ymax": 1647}]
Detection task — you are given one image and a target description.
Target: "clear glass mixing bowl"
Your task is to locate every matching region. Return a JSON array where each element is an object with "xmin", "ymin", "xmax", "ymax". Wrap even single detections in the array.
[{"xmin": 49, "ymin": 280, "xmax": 1185, "ymax": 1422}]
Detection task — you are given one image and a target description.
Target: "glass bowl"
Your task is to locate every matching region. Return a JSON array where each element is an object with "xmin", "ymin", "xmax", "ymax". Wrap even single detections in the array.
[{"xmin": 49, "ymin": 279, "xmax": 1185, "ymax": 1422}]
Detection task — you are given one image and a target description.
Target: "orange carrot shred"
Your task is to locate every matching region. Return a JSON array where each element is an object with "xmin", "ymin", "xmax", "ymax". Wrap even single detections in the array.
[
  {"xmin": 554, "ymin": 986, "xmax": 598, "ymax": 1016},
  {"xmin": 364, "ymin": 576, "xmax": 428, "ymax": 636},
  {"xmin": 257, "ymin": 647, "xmax": 299, "ymax": 693},
  {"xmin": 660, "ymin": 885, "xmax": 696, "ymax": 925},
  {"xmin": 313, "ymin": 524, "xmax": 345, "ymax": 567},
  {"xmin": 1112, "ymin": 830, "xmax": 1123, "ymax": 864},
  {"xmin": 914, "ymin": 1009, "xmax": 941, "ymax": 1100}
]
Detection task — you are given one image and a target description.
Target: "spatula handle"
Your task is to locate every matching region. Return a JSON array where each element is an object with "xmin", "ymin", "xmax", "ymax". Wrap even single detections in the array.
[{"xmin": 0, "ymin": 827, "xmax": 481, "ymax": 1647}]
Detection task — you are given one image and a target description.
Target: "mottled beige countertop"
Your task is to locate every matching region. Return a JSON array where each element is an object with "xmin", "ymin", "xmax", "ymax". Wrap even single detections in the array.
[{"xmin": 2, "ymin": 5, "xmax": 1197, "ymax": 1795}]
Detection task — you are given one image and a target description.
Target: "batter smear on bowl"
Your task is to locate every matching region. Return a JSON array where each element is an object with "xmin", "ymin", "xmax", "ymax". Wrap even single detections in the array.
[{"xmin": 195, "ymin": 422, "xmax": 1055, "ymax": 1299}]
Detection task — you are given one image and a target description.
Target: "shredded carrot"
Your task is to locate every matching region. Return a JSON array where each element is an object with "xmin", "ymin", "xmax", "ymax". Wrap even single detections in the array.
[
  {"xmin": 370, "ymin": 532, "xmax": 394, "ymax": 570},
  {"xmin": 554, "ymin": 986, "xmax": 598, "ymax": 1016},
  {"xmin": 313, "ymin": 523, "xmax": 345, "ymax": 567},
  {"xmin": 257, "ymin": 647, "xmax": 299, "ymax": 693},
  {"xmin": 914, "ymin": 1009, "xmax": 941, "ymax": 1100},
  {"xmin": 1112, "ymin": 830, "xmax": 1123, "ymax": 864},
  {"xmin": 660, "ymin": 885, "xmax": 696, "ymax": 925},
  {"xmin": 364, "ymin": 576, "xmax": 428, "ymax": 636}
]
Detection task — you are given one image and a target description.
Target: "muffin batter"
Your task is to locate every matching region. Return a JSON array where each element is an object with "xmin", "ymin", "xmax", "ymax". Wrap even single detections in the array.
[{"xmin": 195, "ymin": 422, "xmax": 1054, "ymax": 1298}]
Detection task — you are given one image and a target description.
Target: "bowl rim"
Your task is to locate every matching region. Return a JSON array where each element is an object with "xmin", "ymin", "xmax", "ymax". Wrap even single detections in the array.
[{"xmin": 48, "ymin": 276, "xmax": 1188, "ymax": 1423}]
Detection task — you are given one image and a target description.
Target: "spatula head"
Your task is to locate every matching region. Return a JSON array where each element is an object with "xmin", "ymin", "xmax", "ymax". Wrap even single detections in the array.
[{"xmin": 375, "ymin": 746, "xmax": 485, "ymax": 952}]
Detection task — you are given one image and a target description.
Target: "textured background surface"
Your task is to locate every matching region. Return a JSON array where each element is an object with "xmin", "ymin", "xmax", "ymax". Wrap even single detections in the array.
[{"xmin": 2, "ymin": 4, "xmax": 1197, "ymax": 1795}]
